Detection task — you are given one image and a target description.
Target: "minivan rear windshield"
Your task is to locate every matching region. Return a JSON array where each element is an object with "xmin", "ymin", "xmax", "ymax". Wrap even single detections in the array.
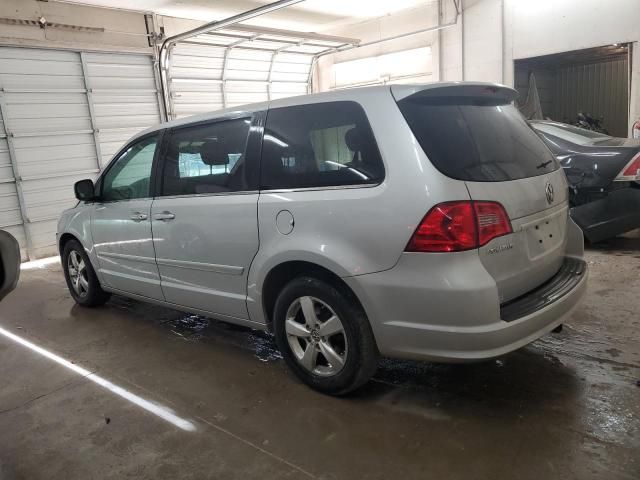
[{"xmin": 396, "ymin": 96, "xmax": 559, "ymax": 182}]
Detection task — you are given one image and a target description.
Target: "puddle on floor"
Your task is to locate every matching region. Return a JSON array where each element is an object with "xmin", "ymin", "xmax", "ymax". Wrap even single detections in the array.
[
  {"xmin": 165, "ymin": 314, "xmax": 210, "ymax": 340},
  {"xmin": 162, "ymin": 313, "xmax": 282, "ymax": 362},
  {"xmin": 246, "ymin": 330, "xmax": 282, "ymax": 362}
]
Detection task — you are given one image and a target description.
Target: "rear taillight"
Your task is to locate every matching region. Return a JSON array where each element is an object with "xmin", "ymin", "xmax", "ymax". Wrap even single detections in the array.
[
  {"xmin": 615, "ymin": 153, "xmax": 640, "ymax": 181},
  {"xmin": 405, "ymin": 202, "xmax": 476, "ymax": 252},
  {"xmin": 474, "ymin": 201, "xmax": 512, "ymax": 246},
  {"xmin": 405, "ymin": 201, "xmax": 512, "ymax": 253}
]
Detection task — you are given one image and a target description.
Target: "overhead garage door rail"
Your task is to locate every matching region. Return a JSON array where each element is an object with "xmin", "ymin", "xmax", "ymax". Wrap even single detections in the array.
[{"xmin": 158, "ymin": 1, "xmax": 358, "ymax": 119}]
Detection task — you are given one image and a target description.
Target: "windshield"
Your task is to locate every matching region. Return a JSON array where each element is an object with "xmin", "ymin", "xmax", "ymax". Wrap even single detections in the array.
[
  {"xmin": 397, "ymin": 96, "xmax": 559, "ymax": 182},
  {"xmin": 531, "ymin": 122, "xmax": 611, "ymax": 145}
]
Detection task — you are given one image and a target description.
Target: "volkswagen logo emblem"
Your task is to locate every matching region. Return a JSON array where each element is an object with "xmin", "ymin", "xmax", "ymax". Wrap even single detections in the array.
[{"xmin": 545, "ymin": 181, "xmax": 554, "ymax": 204}]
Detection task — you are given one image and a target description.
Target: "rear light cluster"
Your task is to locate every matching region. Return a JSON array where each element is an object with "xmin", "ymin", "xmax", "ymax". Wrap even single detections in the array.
[
  {"xmin": 406, "ymin": 201, "xmax": 512, "ymax": 253},
  {"xmin": 614, "ymin": 153, "xmax": 640, "ymax": 182}
]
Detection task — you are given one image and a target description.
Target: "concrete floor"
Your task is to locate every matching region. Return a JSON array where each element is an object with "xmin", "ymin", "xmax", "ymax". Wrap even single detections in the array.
[{"xmin": 0, "ymin": 234, "xmax": 639, "ymax": 480}]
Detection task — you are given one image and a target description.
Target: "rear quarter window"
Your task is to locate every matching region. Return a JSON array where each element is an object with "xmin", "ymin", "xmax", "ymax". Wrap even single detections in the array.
[
  {"xmin": 397, "ymin": 96, "xmax": 558, "ymax": 182},
  {"xmin": 260, "ymin": 101, "xmax": 384, "ymax": 190}
]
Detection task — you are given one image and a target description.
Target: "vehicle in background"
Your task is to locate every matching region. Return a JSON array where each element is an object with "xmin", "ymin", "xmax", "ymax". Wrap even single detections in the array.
[
  {"xmin": 0, "ymin": 230, "xmax": 20, "ymax": 302},
  {"xmin": 58, "ymin": 83, "xmax": 588, "ymax": 395},
  {"xmin": 531, "ymin": 120, "xmax": 640, "ymax": 243}
]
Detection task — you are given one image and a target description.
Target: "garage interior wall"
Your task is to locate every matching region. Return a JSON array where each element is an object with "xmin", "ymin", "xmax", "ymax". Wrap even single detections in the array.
[
  {"xmin": 315, "ymin": 0, "xmax": 640, "ymax": 134},
  {"xmin": 314, "ymin": 3, "xmax": 440, "ymax": 91}
]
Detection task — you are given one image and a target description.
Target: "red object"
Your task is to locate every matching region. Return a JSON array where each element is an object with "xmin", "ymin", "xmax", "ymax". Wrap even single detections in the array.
[
  {"xmin": 616, "ymin": 152, "xmax": 640, "ymax": 181},
  {"xmin": 474, "ymin": 201, "xmax": 513, "ymax": 247},
  {"xmin": 632, "ymin": 120, "xmax": 640, "ymax": 139},
  {"xmin": 406, "ymin": 201, "xmax": 512, "ymax": 253}
]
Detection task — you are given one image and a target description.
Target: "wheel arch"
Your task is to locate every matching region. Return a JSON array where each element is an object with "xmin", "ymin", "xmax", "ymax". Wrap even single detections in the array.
[
  {"xmin": 57, "ymin": 229, "xmax": 105, "ymax": 286},
  {"xmin": 260, "ymin": 260, "xmax": 365, "ymax": 331},
  {"xmin": 58, "ymin": 232, "xmax": 80, "ymax": 255}
]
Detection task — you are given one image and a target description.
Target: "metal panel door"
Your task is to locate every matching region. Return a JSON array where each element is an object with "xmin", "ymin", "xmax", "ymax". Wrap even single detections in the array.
[
  {"xmin": 0, "ymin": 47, "xmax": 97, "ymax": 259},
  {"xmin": 83, "ymin": 52, "xmax": 162, "ymax": 167},
  {"xmin": 0, "ymin": 102, "xmax": 27, "ymax": 260},
  {"xmin": 167, "ymin": 42, "xmax": 310, "ymax": 119},
  {"xmin": 0, "ymin": 47, "xmax": 163, "ymax": 260}
]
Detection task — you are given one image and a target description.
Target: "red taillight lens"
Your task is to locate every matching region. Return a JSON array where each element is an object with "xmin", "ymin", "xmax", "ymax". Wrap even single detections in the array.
[
  {"xmin": 406, "ymin": 201, "xmax": 512, "ymax": 253},
  {"xmin": 615, "ymin": 153, "xmax": 640, "ymax": 181},
  {"xmin": 474, "ymin": 201, "xmax": 512, "ymax": 246},
  {"xmin": 406, "ymin": 201, "xmax": 477, "ymax": 252}
]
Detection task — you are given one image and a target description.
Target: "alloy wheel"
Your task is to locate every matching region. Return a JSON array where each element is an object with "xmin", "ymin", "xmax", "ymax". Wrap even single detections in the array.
[
  {"xmin": 68, "ymin": 250, "xmax": 89, "ymax": 298},
  {"xmin": 285, "ymin": 296, "xmax": 348, "ymax": 376}
]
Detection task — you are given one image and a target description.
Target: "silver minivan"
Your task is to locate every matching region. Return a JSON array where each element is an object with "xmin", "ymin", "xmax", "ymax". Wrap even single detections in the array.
[{"xmin": 57, "ymin": 82, "xmax": 588, "ymax": 394}]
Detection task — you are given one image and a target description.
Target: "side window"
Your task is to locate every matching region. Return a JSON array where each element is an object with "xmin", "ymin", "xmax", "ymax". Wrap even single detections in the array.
[
  {"xmin": 102, "ymin": 135, "xmax": 157, "ymax": 201},
  {"xmin": 260, "ymin": 101, "xmax": 384, "ymax": 190},
  {"xmin": 160, "ymin": 118, "xmax": 251, "ymax": 196}
]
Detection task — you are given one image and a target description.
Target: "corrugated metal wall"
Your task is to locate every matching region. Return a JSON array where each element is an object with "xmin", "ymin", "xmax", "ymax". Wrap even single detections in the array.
[
  {"xmin": 84, "ymin": 53, "xmax": 162, "ymax": 167},
  {"xmin": 168, "ymin": 43, "xmax": 310, "ymax": 119},
  {"xmin": 554, "ymin": 58, "xmax": 628, "ymax": 137},
  {"xmin": 0, "ymin": 94, "xmax": 26, "ymax": 259},
  {"xmin": 0, "ymin": 46, "xmax": 161, "ymax": 259},
  {"xmin": 515, "ymin": 56, "xmax": 629, "ymax": 137}
]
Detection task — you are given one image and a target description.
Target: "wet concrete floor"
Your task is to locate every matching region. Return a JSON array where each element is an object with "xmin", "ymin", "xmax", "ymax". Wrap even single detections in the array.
[{"xmin": 0, "ymin": 233, "xmax": 639, "ymax": 479}]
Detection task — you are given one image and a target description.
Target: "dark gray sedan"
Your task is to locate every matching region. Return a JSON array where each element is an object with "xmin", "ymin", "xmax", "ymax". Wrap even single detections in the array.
[{"xmin": 531, "ymin": 120, "xmax": 640, "ymax": 242}]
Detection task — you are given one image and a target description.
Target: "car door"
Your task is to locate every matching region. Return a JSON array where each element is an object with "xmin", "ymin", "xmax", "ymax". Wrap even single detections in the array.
[
  {"xmin": 91, "ymin": 132, "xmax": 164, "ymax": 300},
  {"xmin": 151, "ymin": 114, "xmax": 262, "ymax": 319}
]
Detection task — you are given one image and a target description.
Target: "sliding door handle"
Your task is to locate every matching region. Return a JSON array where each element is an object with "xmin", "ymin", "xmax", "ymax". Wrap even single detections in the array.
[{"xmin": 153, "ymin": 211, "xmax": 175, "ymax": 221}]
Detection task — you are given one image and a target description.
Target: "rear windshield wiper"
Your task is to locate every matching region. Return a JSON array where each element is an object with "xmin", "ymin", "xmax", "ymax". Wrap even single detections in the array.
[{"xmin": 536, "ymin": 160, "xmax": 553, "ymax": 169}]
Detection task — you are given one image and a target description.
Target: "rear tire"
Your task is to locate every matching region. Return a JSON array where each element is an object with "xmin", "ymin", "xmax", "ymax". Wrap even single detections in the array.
[
  {"xmin": 273, "ymin": 276, "xmax": 378, "ymax": 395},
  {"xmin": 62, "ymin": 239, "xmax": 110, "ymax": 307}
]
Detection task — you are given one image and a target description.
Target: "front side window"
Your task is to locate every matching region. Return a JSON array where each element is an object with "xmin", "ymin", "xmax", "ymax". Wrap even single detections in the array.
[
  {"xmin": 160, "ymin": 118, "xmax": 251, "ymax": 196},
  {"xmin": 102, "ymin": 135, "xmax": 157, "ymax": 201},
  {"xmin": 260, "ymin": 101, "xmax": 384, "ymax": 190}
]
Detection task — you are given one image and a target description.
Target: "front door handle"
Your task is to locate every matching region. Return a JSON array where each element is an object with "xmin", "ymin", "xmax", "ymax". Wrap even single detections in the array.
[
  {"xmin": 153, "ymin": 211, "xmax": 175, "ymax": 221},
  {"xmin": 130, "ymin": 212, "xmax": 148, "ymax": 222}
]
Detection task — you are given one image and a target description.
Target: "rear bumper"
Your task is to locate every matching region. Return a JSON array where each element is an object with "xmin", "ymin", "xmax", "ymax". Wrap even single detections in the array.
[
  {"xmin": 500, "ymin": 257, "xmax": 586, "ymax": 322},
  {"xmin": 571, "ymin": 186, "xmax": 640, "ymax": 243},
  {"xmin": 345, "ymin": 253, "xmax": 588, "ymax": 363}
]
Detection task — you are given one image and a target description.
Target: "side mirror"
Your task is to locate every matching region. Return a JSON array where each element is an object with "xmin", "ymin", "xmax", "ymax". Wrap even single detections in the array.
[
  {"xmin": 74, "ymin": 179, "xmax": 96, "ymax": 201},
  {"xmin": 0, "ymin": 230, "xmax": 20, "ymax": 302}
]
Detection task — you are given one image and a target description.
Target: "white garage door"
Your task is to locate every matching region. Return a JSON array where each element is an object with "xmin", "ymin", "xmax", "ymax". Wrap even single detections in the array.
[
  {"xmin": 0, "ymin": 103, "xmax": 27, "ymax": 259},
  {"xmin": 168, "ymin": 43, "xmax": 311, "ymax": 118},
  {"xmin": 0, "ymin": 47, "xmax": 161, "ymax": 259},
  {"xmin": 163, "ymin": 25, "xmax": 356, "ymax": 120}
]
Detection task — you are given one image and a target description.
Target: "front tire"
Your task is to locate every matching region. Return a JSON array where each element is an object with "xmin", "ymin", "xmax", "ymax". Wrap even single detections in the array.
[
  {"xmin": 273, "ymin": 276, "xmax": 378, "ymax": 395},
  {"xmin": 62, "ymin": 239, "xmax": 110, "ymax": 307}
]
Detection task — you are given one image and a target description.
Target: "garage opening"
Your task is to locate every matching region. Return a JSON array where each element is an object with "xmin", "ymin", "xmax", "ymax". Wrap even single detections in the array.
[{"xmin": 515, "ymin": 44, "xmax": 630, "ymax": 137}]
